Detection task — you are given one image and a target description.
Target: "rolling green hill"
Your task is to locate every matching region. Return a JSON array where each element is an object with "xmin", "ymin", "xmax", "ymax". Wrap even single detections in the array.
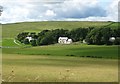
[
  {"xmin": 2, "ymin": 21, "xmax": 118, "ymax": 82},
  {"xmin": 2, "ymin": 21, "xmax": 119, "ymax": 38}
]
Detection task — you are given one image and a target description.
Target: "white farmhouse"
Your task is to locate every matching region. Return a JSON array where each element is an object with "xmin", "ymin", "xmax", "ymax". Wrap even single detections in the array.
[
  {"xmin": 58, "ymin": 37, "xmax": 72, "ymax": 44},
  {"xmin": 26, "ymin": 36, "xmax": 33, "ymax": 42}
]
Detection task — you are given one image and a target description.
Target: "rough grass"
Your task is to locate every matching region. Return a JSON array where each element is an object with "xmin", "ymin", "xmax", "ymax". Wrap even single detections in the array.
[
  {"xmin": 2, "ymin": 54, "xmax": 118, "ymax": 82},
  {"xmin": 1, "ymin": 21, "xmax": 119, "ymax": 82},
  {"xmin": 2, "ymin": 21, "xmax": 118, "ymax": 38},
  {"xmin": 2, "ymin": 44, "xmax": 118, "ymax": 59}
]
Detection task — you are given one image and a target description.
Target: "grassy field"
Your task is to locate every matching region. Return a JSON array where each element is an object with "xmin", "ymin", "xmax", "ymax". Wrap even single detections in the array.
[
  {"xmin": 2, "ymin": 44, "xmax": 118, "ymax": 59},
  {"xmin": 2, "ymin": 54, "xmax": 118, "ymax": 82},
  {"xmin": 2, "ymin": 39, "xmax": 20, "ymax": 47},
  {"xmin": 2, "ymin": 21, "xmax": 118, "ymax": 38},
  {"xmin": 2, "ymin": 38, "xmax": 27, "ymax": 47},
  {"xmin": 1, "ymin": 21, "xmax": 119, "ymax": 82},
  {"xmin": 2, "ymin": 40, "xmax": 118, "ymax": 82}
]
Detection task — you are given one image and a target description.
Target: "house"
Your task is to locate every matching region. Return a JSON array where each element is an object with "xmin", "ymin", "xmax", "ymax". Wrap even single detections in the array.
[
  {"xmin": 109, "ymin": 37, "xmax": 115, "ymax": 42},
  {"xmin": 26, "ymin": 36, "xmax": 34, "ymax": 42},
  {"xmin": 58, "ymin": 37, "xmax": 72, "ymax": 44}
]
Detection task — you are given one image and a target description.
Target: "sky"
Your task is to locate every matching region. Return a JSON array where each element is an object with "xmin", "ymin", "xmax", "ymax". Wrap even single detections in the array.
[{"xmin": 0, "ymin": 0, "xmax": 119, "ymax": 24}]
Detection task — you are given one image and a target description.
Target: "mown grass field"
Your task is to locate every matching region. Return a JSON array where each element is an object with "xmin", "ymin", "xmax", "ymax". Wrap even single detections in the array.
[
  {"xmin": 1, "ymin": 21, "xmax": 119, "ymax": 82},
  {"xmin": 2, "ymin": 43, "xmax": 118, "ymax": 59},
  {"xmin": 2, "ymin": 39, "xmax": 19, "ymax": 47},
  {"xmin": 2, "ymin": 39, "xmax": 26, "ymax": 47}
]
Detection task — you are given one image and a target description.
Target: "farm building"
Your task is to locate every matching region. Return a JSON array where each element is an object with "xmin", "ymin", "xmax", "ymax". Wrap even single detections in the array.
[
  {"xmin": 109, "ymin": 37, "xmax": 115, "ymax": 42},
  {"xmin": 26, "ymin": 36, "xmax": 34, "ymax": 42},
  {"xmin": 83, "ymin": 39, "xmax": 87, "ymax": 44},
  {"xmin": 58, "ymin": 37, "xmax": 72, "ymax": 44}
]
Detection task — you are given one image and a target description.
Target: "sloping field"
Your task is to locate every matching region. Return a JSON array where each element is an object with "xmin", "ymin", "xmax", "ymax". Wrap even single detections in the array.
[
  {"xmin": 1, "ymin": 21, "xmax": 119, "ymax": 82},
  {"xmin": 2, "ymin": 21, "xmax": 118, "ymax": 38},
  {"xmin": 2, "ymin": 39, "xmax": 28, "ymax": 47}
]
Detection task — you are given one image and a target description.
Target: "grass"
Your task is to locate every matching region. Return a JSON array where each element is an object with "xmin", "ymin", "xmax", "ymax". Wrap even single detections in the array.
[
  {"xmin": 2, "ymin": 38, "xmax": 118, "ymax": 59},
  {"xmin": 2, "ymin": 39, "xmax": 19, "ymax": 47},
  {"xmin": 2, "ymin": 54, "xmax": 118, "ymax": 82},
  {"xmin": 2, "ymin": 43, "xmax": 118, "ymax": 59},
  {"xmin": 2, "ymin": 21, "xmax": 119, "ymax": 38},
  {"xmin": 2, "ymin": 38, "xmax": 31, "ymax": 48},
  {"xmin": 1, "ymin": 21, "xmax": 119, "ymax": 82}
]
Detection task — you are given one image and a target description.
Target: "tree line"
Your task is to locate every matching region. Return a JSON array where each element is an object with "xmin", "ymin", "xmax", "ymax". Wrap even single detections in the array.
[{"xmin": 16, "ymin": 27, "xmax": 120, "ymax": 46}]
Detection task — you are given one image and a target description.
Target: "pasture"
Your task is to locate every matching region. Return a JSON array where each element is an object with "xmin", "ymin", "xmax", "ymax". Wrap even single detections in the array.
[
  {"xmin": 2, "ymin": 21, "xmax": 118, "ymax": 38},
  {"xmin": 1, "ymin": 21, "xmax": 119, "ymax": 82},
  {"xmin": 2, "ymin": 54, "xmax": 118, "ymax": 82},
  {"xmin": 2, "ymin": 39, "xmax": 20, "ymax": 47},
  {"xmin": 2, "ymin": 43, "xmax": 118, "ymax": 59},
  {"xmin": 2, "ymin": 40, "xmax": 118, "ymax": 82}
]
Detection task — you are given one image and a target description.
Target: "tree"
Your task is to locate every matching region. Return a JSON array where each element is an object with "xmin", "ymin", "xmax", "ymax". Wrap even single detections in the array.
[
  {"xmin": 17, "ymin": 32, "xmax": 29, "ymax": 43},
  {"xmin": 37, "ymin": 29, "xmax": 69, "ymax": 45},
  {"xmin": 85, "ymin": 27, "xmax": 114, "ymax": 45},
  {"xmin": 36, "ymin": 37, "xmax": 42, "ymax": 46},
  {"xmin": 86, "ymin": 28, "xmax": 104, "ymax": 45},
  {"xmin": 23, "ymin": 39, "xmax": 30, "ymax": 44},
  {"xmin": 70, "ymin": 28, "xmax": 88, "ymax": 42},
  {"xmin": 100, "ymin": 28, "xmax": 113, "ymax": 45},
  {"xmin": 39, "ymin": 32, "xmax": 54, "ymax": 45},
  {"xmin": 30, "ymin": 40, "xmax": 37, "ymax": 46},
  {"xmin": 38, "ymin": 30, "xmax": 50, "ymax": 37},
  {"xmin": 51, "ymin": 29, "xmax": 69, "ymax": 43},
  {"xmin": 114, "ymin": 37, "xmax": 120, "ymax": 45}
]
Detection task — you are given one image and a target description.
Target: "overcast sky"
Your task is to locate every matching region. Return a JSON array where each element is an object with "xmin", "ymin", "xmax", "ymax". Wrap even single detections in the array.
[{"xmin": 0, "ymin": 0, "xmax": 119, "ymax": 24}]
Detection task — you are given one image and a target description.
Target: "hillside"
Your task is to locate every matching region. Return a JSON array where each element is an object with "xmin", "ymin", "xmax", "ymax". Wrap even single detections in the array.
[{"xmin": 2, "ymin": 21, "xmax": 119, "ymax": 38}]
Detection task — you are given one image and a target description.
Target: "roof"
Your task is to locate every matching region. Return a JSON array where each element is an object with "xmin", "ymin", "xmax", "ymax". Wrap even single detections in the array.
[{"xmin": 58, "ymin": 37, "xmax": 68, "ymax": 40}]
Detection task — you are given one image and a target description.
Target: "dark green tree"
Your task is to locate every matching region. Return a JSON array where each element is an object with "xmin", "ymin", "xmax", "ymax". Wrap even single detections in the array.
[
  {"xmin": 30, "ymin": 40, "xmax": 37, "ymax": 46},
  {"xmin": 17, "ymin": 32, "xmax": 29, "ymax": 43},
  {"xmin": 70, "ymin": 28, "xmax": 88, "ymax": 42},
  {"xmin": 23, "ymin": 39, "xmax": 30, "ymax": 44}
]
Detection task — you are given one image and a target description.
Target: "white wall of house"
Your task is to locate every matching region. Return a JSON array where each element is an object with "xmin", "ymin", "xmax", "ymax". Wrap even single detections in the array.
[
  {"xmin": 26, "ymin": 37, "xmax": 33, "ymax": 42},
  {"xmin": 58, "ymin": 37, "xmax": 72, "ymax": 44}
]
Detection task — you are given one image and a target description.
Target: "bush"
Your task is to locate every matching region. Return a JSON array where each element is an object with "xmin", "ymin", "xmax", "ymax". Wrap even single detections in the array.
[
  {"xmin": 30, "ymin": 40, "xmax": 37, "ymax": 46},
  {"xmin": 23, "ymin": 39, "xmax": 30, "ymax": 44}
]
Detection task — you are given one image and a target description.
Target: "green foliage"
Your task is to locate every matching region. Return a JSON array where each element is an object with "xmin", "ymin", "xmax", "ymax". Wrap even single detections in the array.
[
  {"xmin": 36, "ymin": 29, "xmax": 69, "ymax": 45},
  {"xmin": 30, "ymin": 40, "xmax": 37, "ymax": 46},
  {"xmin": 85, "ymin": 27, "xmax": 120, "ymax": 45},
  {"xmin": 16, "ymin": 27, "xmax": 120, "ymax": 46},
  {"xmin": 39, "ymin": 33, "xmax": 53, "ymax": 45},
  {"xmin": 23, "ymin": 39, "xmax": 30, "ymax": 44},
  {"xmin": 70, "ymin": 28, "xmax": 88, "ymax": 42},
  {"xmin": 29, "ymin": 32, "xmax": 38, "ymax": 39},
  {"xmin": 17, "ymin": 32, "xmax": 29, "ymax": 43}
]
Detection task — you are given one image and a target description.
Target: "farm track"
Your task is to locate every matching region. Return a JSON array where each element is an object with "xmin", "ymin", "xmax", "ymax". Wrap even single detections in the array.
[{"xmin": 13, "ymin": 39, "xmax": 20, "ymax": 46}]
